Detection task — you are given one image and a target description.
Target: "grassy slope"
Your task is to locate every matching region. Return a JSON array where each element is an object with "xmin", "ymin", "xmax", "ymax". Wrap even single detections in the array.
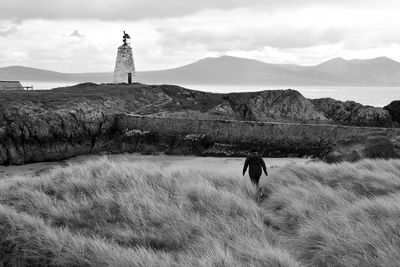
[
  {"xmin": 1, "ymin": 159, "xmax": 400, "ymax": 266},
  {"xmin": 0, "ymin": 82, "xmax": 394, "ymax": 128},
  {"xmin": 0, "ymin": 83, "xmax": 222, "ymax": 114}
]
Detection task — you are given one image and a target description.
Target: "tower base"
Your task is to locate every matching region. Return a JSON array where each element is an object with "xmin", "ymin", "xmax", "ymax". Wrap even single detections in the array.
[{"xmin": 114, "ymin": 44, "xmax": 135, "ymax": 84}]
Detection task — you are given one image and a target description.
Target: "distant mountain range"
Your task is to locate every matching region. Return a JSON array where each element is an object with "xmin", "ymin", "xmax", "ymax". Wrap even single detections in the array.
[{"xmin": 2, "ymin": 56, "xmax": 400, "ymax": 86}]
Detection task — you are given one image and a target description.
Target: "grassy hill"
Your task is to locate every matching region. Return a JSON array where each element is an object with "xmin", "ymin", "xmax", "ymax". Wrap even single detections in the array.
[
  {"xmin": 0, "ymin": 82, "xmax": 392, "ymax": 126},
  {"xmin": 1, "ymin": 158, "xmax": 400, "ymax": 266}
]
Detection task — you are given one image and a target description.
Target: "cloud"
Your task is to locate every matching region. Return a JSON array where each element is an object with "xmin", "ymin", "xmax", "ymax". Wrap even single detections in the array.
[
  {"xmin": 70, "ymin": 30, "xmax": 85, "ymax": 39},
  {"xmin": 0, "ymin": 23, "xmax": 18, "ymax": 37},
  {"xmin": 0, "ymin": 0, "xmax": 393, "ymax": 21},
  {"xmin": 0, "ymin": 0, "xmax": 254, "ymax": 21},
  {"xmin": 157, "ymin": 25, "xmax": 347, "ymax": 53},
  {"xmin": 2, "ymin": 1, "xmax": 400, "ymax": 72}
]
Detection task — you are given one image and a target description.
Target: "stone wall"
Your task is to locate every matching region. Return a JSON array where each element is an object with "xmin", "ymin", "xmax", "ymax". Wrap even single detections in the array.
[
  {"xmin": 1, "ymin": 112, "xmax": 399, "ymax": 165},
  {"xmin": 117, "ymin": 114, "xmax": 398, "ymax": 143},
  {"xmin": 116, "ymin": 114, "xmax": 400, "ymax": 157}
]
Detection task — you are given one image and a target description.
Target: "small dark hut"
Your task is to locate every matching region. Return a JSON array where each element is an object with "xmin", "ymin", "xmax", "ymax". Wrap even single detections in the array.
[{"xmin": 0, "ymin": 81, "xmax": 32, "ymax": 90}]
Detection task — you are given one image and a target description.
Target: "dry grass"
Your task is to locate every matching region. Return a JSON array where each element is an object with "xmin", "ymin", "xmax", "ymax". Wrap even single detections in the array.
[
  {"xmin": 259, "ymin": 160, "xmax": 400, "ymax": 267},
  {"xmin": 1, "ymin": 158, "xmax": 400, "ymax": 266}
]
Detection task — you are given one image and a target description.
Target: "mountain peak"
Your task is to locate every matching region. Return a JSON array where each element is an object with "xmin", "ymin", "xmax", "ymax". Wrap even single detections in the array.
[
  {"xmin": 316, "ymin": 57, "xmax": 349, "ymax": 69},
  {"xmin": 350, "ymin": 56, "xmax": 398, "ymax": 63},
  {"xmin": 204, "ymin": 55, "xmax": 252, "ymax": 62},
  {"xmin": 371, "ymin": 56, "xmax": 398, "ymax": 63},
  {"xmin": 323, "ymin": 57, "xmax": 347, "ymax": 64},
  {"xmin": 332, "ymin": 57, "xmax": 346, "ymax": 61},
  {"xmin": 186, "ymin": 55, "xmax": 272, "ymax": 69},
  {"xmin": 218, "ymin": 55, "xmax": 237, "ymax": 59},
  {"xmin": 193, "ymin": 55, "xmax": 238, "ymax": 63}
]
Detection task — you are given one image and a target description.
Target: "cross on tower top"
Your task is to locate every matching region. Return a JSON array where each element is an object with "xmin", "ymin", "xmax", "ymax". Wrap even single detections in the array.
[{"xmin": 123, "ymin": 31, "xmax": 131, "ymax": 45}]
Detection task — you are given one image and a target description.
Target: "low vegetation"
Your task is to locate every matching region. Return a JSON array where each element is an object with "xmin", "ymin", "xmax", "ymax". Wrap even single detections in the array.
[{"xmin": 1, "ymin": 158, "xmax": 400, "ymax": 266}]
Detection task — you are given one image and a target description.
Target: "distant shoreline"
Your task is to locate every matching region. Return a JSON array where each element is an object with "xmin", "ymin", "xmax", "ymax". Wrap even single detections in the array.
[{"xmin": 9, "ymin": 81, "xmax": 400, "ymax": 107}]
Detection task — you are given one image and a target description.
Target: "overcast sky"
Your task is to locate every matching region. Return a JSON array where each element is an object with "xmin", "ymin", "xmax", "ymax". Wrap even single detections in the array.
[{"xmin": 1, "ymin": 0, "xmax": 400, "ymax": 72}]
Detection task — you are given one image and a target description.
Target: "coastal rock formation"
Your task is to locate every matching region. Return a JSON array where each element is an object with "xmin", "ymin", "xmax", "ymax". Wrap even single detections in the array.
[
  {"xmin": 384, "ymin": 101, "xmax": 400, "ymax": 125},
  {"xmin": 207, "ymin": 89, "xmax": 328, "ymax": 122},
  {"xmin": 0, "ymin": 83, "xmax": 398, "ymax": 165},
  {"xmin": 312, "ymin": 98, "xmax": 392, "ymax": 127},
  {"xmin": 0, "ymin": 106, "xmax": 118, "ymax": 165},
  {"xmin": 49, "ymin": 83, "xmax": 394, "ymax": 127}
]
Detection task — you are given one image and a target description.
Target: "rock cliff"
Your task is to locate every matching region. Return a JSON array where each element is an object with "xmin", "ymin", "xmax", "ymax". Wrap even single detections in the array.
[
  {"xmin": 312, "ymin": 98, "xmax": 392, "ymax": 127},
  {"xmin": 0, "ymin": 101, "xmax": 119, "ymax": 165},
  {"xmin": 384, "ymin": 101, "xmax": 400, "ymax": 125}
]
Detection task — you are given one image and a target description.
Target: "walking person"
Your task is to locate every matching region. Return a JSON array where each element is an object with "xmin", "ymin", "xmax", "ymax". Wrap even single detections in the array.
[{"xmin": 243, "ymin": 149, "xmax": 268, "ymax": 189}]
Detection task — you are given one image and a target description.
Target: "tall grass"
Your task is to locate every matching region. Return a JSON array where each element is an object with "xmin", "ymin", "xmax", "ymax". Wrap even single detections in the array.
[
  {"xmin": 0, "ymin": 159, "xmax": 297, "ymax": 267},
  {"xmin": 258, "ymin": 160, "xmax": 400, "ymax": 267},
  {"xmin": 1, "ymin": 158, "xmax": 400, "ymax": 266}
]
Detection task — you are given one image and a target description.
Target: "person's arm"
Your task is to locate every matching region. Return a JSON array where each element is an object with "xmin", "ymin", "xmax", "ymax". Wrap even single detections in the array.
[
  {"xmin": 243, "ymin": 158, "xmax": 249, "ymax": 176},
  {"xmin": 261, "ymin": 158, "xmax": 268, "ymax": 176}
]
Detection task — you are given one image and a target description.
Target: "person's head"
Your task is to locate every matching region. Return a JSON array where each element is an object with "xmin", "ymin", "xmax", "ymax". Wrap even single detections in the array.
[{"xmin": 250, "ymin": 148, "xmax": 258, "ymax": 156}]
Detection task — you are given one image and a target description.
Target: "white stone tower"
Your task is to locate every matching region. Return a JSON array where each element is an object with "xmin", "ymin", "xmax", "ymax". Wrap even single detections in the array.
[{"xmin": 113, "ymin": 31, "xmax": 135, "ymax": 84}]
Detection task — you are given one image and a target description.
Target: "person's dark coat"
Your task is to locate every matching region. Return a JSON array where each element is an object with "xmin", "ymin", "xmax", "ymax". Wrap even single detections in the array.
[{"xmin": 243, "ymin": 154, "xmax": 268, "ymax": 187}]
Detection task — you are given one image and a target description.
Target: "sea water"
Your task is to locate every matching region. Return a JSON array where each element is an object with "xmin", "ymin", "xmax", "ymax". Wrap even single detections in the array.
[
  {"xmin": 182, "ymin": 84, "xmax": 400, "ymax": 107},
  {"xmin": 22, "ymin": 81, "xmax": 400, "ymax": 108}
]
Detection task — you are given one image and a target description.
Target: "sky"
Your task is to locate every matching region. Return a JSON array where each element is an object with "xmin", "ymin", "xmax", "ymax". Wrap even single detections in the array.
[{"xmin": 1, "ymin": 0, "xmax": 400, "ymax": 73}]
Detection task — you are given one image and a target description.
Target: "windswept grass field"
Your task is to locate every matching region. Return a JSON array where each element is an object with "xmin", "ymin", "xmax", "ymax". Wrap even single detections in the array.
[{"xmin": 1, "ymin": 157, "xmax": 400, "ymax": 266}]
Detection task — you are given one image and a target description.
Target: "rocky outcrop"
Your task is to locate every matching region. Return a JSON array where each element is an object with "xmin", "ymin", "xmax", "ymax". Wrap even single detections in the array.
[
  {"xmin": 312, "ymin": 98, "xmax": 392, "ymax": 127},
  {"xmin": 0, "ymin": 83, "xmax": 399, "ymax": 165},
  {"xmin": 47, "ymin": 83, "xmax": 396, "ymax": 127},
  {"xmin": 237, "ymin": 90, "xmax": 327, "ymax": 123},
  {"xmin": 384, "ymin": 101, "xmax": 400, "ymax": 125},
  {"xmin": 0, "ymin": 107, "xmax": 119, "ymax": 165}
]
